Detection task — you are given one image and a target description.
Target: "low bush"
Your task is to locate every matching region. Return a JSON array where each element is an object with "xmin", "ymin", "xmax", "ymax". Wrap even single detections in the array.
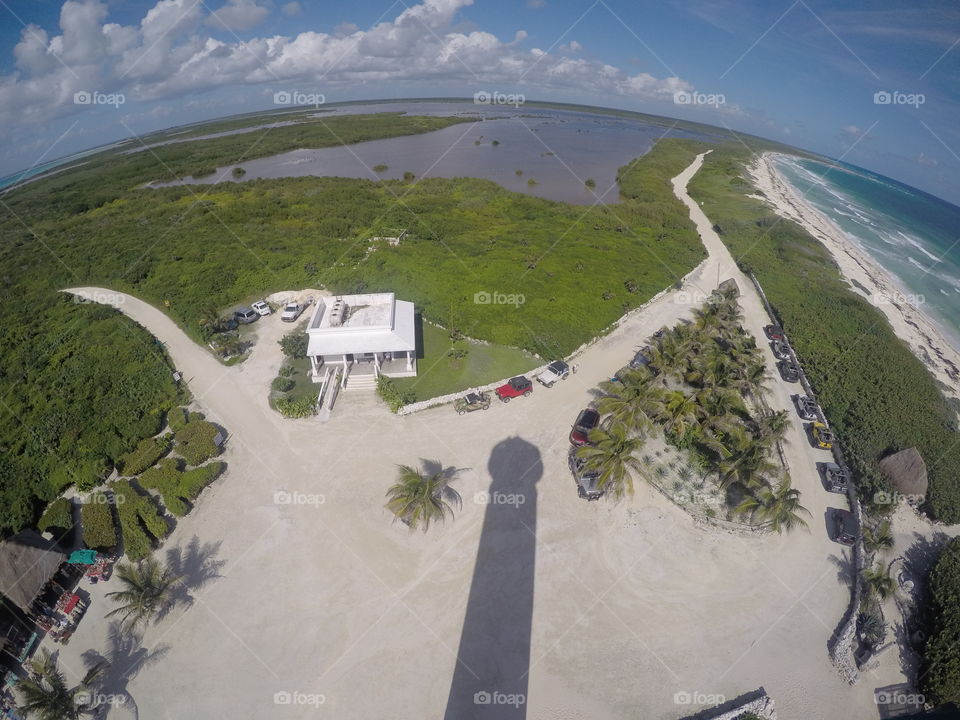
[
  {"xmin": 119, "ymin": 435, "xmax": 170, "ymax": 476},
  {"xmin": 272, "ymin": 376, "xmax": 295, "ymax": 393},
  {"xmin": 138, "ymin": 459, "xmax": 189, "ymax": 516},
  {"xmin": 275, "ymin": 395, "xmax": 316, "ymax": 418},
  {"xmin": 175, "ymin": 414, "xmax": 222, "ymax": 466},
  {"xmin": 279, "ymin": 332, "xmax": 308, "ymax": 358},
  {"xmin": 181, "ymin": 462, "xmax": 225, "ymax": 500},
  {"xmin": 80, "ymin": 496, "xmax": 116, "ymax": 549},
  {"xmin": 279, "ymin": 365, "xmax": 297, "ymax": 377},
  {"xmin": 111, "ymin": 479, "xmax": 169, "ymax": 561},
  {"xmin": 376, "ymin": 375, "xmax": 416, "ymax": 413},
  {"xmin": 37, "ymin": 497, "xmax": 74, "ymax": 539},
  {"xmin": 922, "ymin": 537, "xmax": 960, "ymax": 705},
  {"xmin": 167, "ymin": 406, "xmax": 189, "ymax": 432}
]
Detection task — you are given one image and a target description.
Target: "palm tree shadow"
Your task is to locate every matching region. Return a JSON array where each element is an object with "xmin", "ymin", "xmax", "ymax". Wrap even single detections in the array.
[
  {"xmin": 81, "ymin": 622, "xmax": 169, "ymax": 719},
  {"xmin": 829, "ymin": 548, "xmax": 857, "ymax": 586},
  {"xmin": 160, "ymin": 536, "xmax": 226, "ymax": 619},
  {"xmin": 444, "ymin": 437, "xmax": 542, "ymax": 720},
  {"xmin": 419, "ymin": 458, "xmax": 466, "ymax": 508}
]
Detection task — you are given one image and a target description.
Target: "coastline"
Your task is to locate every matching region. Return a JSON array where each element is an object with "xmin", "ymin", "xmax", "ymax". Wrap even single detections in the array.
[{"xmin": 748, "ymin": 152, "xmax": 960, "ymax": 402}]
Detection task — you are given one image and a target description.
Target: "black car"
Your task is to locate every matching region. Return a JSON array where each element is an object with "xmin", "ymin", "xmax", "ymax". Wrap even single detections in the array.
[
  {"xmin": 832, "ymin": 509, "xmax": 858, "ymax": 545},
  {"xmin": 795, "ymin": 395, "xmax": 819, "ymax": 421},
  {"xmin": 568, "ymin": 452, "xmax": 603, "ymax": 501},
  {"xmin": 765, "ymin": 324, "xmax": 785, "ymax": 341},
  {"xmin": 778, "ymin": 360, "xmax": 800, "ymax": 383},
  {"xmin": 820, "ymin": 463, "xmax": 850, "ymax": 494},
  {"xmin": 570, "ymin": 408, "xmax": 600, "ymax": 446}
]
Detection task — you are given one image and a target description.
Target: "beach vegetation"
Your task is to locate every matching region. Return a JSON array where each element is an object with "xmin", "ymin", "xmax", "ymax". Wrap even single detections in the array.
[
  {"xmin": 37, "ymin": 497, "xmax": 74, "ymax": 540},
  {"xmin": 922, "ymin": 537, "xmax": 960, "ymax": 705},
  {"xmin": 15, "ymin": 648, "xmax": 108, "ymax": 720},
  {"xmin": 173, "ymin": 413, "xmax": 221, "ymax": 466},
  {"xmin": 80, "ymin": 496, "xmax": 117, "ymax": 550},
  {"xmin": 386, "ymin": 461, "xmax": 462, "ymax": 532},
  {"xmin": 105, "ymin": 556, "xmax": 181, "ymax": 629},
  {"xmin": 111, "ymin": 479, "xmax": 169, "ymax": 562}
]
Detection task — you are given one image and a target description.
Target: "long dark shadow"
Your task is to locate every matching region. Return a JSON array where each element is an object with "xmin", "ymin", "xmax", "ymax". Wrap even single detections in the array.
[{"xmin": 444, "ymin": 436, "xmax": 542, "ymax": 719}]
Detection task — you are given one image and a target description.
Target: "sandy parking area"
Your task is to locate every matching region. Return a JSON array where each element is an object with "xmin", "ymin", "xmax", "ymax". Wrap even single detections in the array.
[{"xmin": 52, "ymin": 154, "xmax": 936, "ymax": 720}]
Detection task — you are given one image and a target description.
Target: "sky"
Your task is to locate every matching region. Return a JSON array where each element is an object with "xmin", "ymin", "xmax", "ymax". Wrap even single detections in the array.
[{"xmin": 0, "ymin": 0, "xmax": 958, "ymax": 204}]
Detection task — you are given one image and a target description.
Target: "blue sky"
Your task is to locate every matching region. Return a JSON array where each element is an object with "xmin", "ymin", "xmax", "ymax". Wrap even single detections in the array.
[{"xmin": 1, "ymin": 0, "xmax": 958, "ymax": 203}]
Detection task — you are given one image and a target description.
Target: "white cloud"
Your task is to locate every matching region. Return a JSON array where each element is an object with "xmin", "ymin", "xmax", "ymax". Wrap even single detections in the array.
[
  {"xmin": 558, "ymin": 40, "xmax": 582, "ymax": 53},
  {"xmin": 917, "ymin": 152, "xmax": 938, "ymax": 167},
  {"xmin": 0, "ymin": 0, "xmax": 707, "ymax": 139},
  {"xmin": 841, "ymin": 124, "xmax": 862, "ymax": 137},
  {"xmin": 206, "ymin": 0, "xmax": 270, "ymax": 32},
  {"xmin": 281, "ymin": 2, "xmax": 301, "ymax": 17}
]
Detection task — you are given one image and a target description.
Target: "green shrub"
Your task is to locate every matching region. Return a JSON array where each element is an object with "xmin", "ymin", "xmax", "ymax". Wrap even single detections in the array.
[
  {"xmin": 279, "ymin": 332, "xmax": 308, "ymax": 358},
  {"xmin": 37, "ymin": 497, "xmax": 74, "ymax": 539},
  {"xmin": 119, "ymin": 435, "xmax": 170, "ymax": 475},
  {"xmin": 139, "ymin": 458, "xmax": 189, "ymax": 517},
  {"xmin": 180, "ymin": 462, "xmax": 225, "ymax": 499},
  {"xmin": 373, "ymin": 164, "xmax": 388, "ymax": 172},
  {"xmin": 167, "ymin": 407, "xmax": 188, "ymax": 431},
  {"xmin": 175, "ymin": 415, "xmax": 222, "ymax": 466},
  {"xmin": 275, "ymin": 395, "xmax": 316, "ymax": 418},
  {"xmin": 231, "ymin": 167, "xmax": 246, "ymax": 178},
  {"xmin": 922, "ymin": 537, "xmax": 960, "ymax": 705},
  {"xmin": 80, "ymin": 496, "xmax": 116, "ymax": 549},
  {"xmin": 279, "ymin": 365, "xmax": 297, "ymax": 377},
  {"xmin": 272, "ymin": 376, "xmax": 295, "ymax": 393},
  {"xmin": 376, "ymin": 375, "xmax": 416, "ymax": 413},
  {"xmin": 111, "ymin": 479, "xmax": 169, "ymax": 561}
]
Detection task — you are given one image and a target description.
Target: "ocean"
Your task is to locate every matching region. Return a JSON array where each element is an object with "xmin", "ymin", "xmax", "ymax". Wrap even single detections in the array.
[{"xmin": 771, "ymin": 154, "xmax": 960, "ymax": 348}]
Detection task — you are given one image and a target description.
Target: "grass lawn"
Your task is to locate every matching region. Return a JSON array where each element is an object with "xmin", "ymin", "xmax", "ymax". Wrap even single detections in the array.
[{"xmin": 392, "ymin": 322, "xmax": 538, "ymax": 400}]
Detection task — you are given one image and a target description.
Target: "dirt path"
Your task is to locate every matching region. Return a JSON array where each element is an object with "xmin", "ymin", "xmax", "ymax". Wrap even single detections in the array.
[{"xmin": 50, "ymin": 155, "xmax": 895, "ymax": 720}]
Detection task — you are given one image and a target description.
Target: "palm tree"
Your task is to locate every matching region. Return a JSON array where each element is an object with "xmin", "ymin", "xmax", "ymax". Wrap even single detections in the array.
[
  {"xmin": 857, "ymin": 612, "xmax": 887, "ymax": 647},
  {"xmin": 754, "ymin": 410, "xmax": 790, "ymax": 446},
  {"xmin": 575, "ymin": 422, "xmax": 647, "ymax": 500},
  {"xmin": 597, "ymin": 369, "xmax": 664, "ymax": 436},
  {"xmin": 105, "ymin": 556, "xmax": 181, "ymax": 630},
  {"xmin": 863, "ymin": 520, "xmax": 895, "ymax": 558},
  {"xmin": 736, "ymin": 359, "xmax": 769, "ymax": 399},
  {"xmin": 386, "ymin": 462, "xmax": 462, "ymax": 532},
  {"xmin": 862, "ymin": 564, "xmax": 896, "ymax": 601},
  {"xmin": 659, "ymin": 390, "xmax": 700, "ymax": 442},
  {"xmin": 734, "ymin": 477, "xmax": 810, "ymax": 533},
  {"xmin": 16, "ymin": 649, "xmax": 108, "ymax": 720},
  {"xmin": 702, "ymin": 425, "xmax": 778, "ymax": 490}
]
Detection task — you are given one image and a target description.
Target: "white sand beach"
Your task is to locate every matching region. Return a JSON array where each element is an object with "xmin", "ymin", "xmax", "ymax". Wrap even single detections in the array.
[
  {"xmin": 41, "ymin": 154, "xmax": 947, "ymax": 720},
  {"xmin": 748, "ymin": 152, "xmax": 960, "ymax": 402}
]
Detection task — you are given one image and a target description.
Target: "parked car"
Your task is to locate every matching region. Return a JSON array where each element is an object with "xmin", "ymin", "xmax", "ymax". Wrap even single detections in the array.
[
  {"xmin": 771, "ymin": 338, "xmax": 791, "ymax": 359},
  {"xmin": 777, "ymin": 360, "xmax": 800, "ymax": 383},
  {"xmin": 794, "ymin": 395, "xmax": 819, "ymax": 421},
  {"xmin": 251, "ymin": 300, "xmax": 272, "ymax": 316},
  {"xmin": 536, "ymin": 360, "xmax": 570, "ymax": 387},
  {"xmin": 832, "ymin": 508, "xmax": 858, "ymax": 546},
  {"xmin": 568, "ymin": 452, "xmax": 603, "ymax": 501},
  {"xmin": 569, "ymin": 408, "xmax": 601, "ymax": 446},
  {"xmin": 454, "ymin": 391, "xmax": 491, "ymax": 415},
  {"xmin": 820, "ymin": 462, "xmax": 850, "ymax": 493},
  {"xmin": 811, "ymin": 421, "xmax": 835, "ymax": 449},
  {"xmin": 234, "ymin": 307, "xmax": 258, "ymax": 324},
  {"xmin": 281, "ymin": 301, "xmax": 307, "ymax": 322},
  {"xmin": 216, "ymin": 317, "xmax": 239, "ymax": 332},
  {"xmin": 765, "ymin": 324, "xmax": 786, "ymax": 340},
  {"xmin": 495, "ymin": 376, "xmax": 533, "ymax": 402},
  {"xmin": 630, "ymin": 349, "xmax": 656, "ymax": 373}
]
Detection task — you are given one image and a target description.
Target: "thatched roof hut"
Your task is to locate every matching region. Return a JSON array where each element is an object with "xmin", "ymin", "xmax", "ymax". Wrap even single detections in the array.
[
  {"xmin": 879, "ymin": 447, "xmax": 928, "ymax": 499},
  {"xmin": 0, "ymin": 531, "xmax": 66, "ymax": 612},
  {"xmin": 717, "ymin": 278, "xmax": 740, "ymax": 298}
]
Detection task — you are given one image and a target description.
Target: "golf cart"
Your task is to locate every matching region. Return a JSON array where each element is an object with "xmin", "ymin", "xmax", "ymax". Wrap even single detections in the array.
[
  {"xmin": 454, "ymin": 391, "xmax": 491, "ymax": 415},
  {"xmin": 795, "ymin": 394, "xmax": 819, "ymax": 421},
  {"xmin": 821, "ymin": 462, "xmax": 850, "ymax": 493}
]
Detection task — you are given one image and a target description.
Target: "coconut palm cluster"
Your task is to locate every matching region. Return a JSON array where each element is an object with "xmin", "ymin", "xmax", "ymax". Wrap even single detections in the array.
[{"xmin": 580, "ymin": 286, "xmax": 809, "ymax": 532}]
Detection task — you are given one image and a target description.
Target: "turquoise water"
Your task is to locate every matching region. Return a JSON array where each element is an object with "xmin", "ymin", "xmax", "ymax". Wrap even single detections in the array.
[{"xmin": 771, "ymin": 154, "xmax": 960, "ymax": 348}]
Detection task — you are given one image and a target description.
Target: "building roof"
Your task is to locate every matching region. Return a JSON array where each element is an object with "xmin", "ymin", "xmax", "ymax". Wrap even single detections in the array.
[
  {"xmin": 0, "ymin": 531, "xmax": 66, "ymax": 612},
  {"xmin": 306, "ymin": 293, "xmax": 416, "ymax": 356},
  {"xmin": 879, "ymin": 447, "xmax": 928, "ymax": 497}
]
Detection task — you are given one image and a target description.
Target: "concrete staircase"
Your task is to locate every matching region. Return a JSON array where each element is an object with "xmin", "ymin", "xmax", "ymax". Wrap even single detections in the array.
[{"xmin": 343, "ymin": 371, "xmax": 378, "ymax": 391}]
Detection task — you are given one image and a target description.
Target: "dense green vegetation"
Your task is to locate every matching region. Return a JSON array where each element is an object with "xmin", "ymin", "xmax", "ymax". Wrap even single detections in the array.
[
  {"xmin": 688, "ymin": 147, "xmax": 960, "ymax": 522},
  {"xmin": 139, "ymin": 458, "xmax": 225, "ymax": 517},
  {"xmin": 0, "ymin": 109, "xmax": 707, "ymax": 534},
  {"xmin": 119, "ymin": 435, "xmax": 171, "ymax": 476},
  {"xmin": 80, "ymin": 497, "xmax": 116, "ymax": 549},
  {"xmin": 922, "ymin": 537, "xmax": 960, "ymax": 705},
  {"xmin": 36, "ymin": 497, "xmax": 74, "ymax": 539},
  {"xmin": 173, "ymin": 413, "xmax": 222, "ymax": 466},
  {"xmin": 111, "ymin": 479, "xmax": 170, "ymax": 562}
]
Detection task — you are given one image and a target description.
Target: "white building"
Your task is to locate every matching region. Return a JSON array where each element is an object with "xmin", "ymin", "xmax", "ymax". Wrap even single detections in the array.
[{"xmin": 306, "ymin": 293, "xmax": 418, "ymax": 385}]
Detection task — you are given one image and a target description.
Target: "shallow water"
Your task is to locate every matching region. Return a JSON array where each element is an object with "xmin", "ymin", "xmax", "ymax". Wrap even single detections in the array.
[{"xmin": 151, "ymin": 101, "xmax": 715, "ymax": 205}]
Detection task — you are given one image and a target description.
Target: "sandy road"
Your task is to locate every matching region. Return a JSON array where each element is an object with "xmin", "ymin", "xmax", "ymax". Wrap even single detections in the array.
[{"xmin": 49, "ymin": 154, "xmax": 896, "ymax": 720}]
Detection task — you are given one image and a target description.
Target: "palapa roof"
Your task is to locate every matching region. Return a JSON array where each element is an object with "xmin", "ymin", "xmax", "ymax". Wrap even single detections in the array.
[
  {"xmin": 879, "ymin": 447, "xmax": 929, "ymax": 497},
  {"xmin": 0, "ymin": 530, "xmax": 66, "ymax": 612}
]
